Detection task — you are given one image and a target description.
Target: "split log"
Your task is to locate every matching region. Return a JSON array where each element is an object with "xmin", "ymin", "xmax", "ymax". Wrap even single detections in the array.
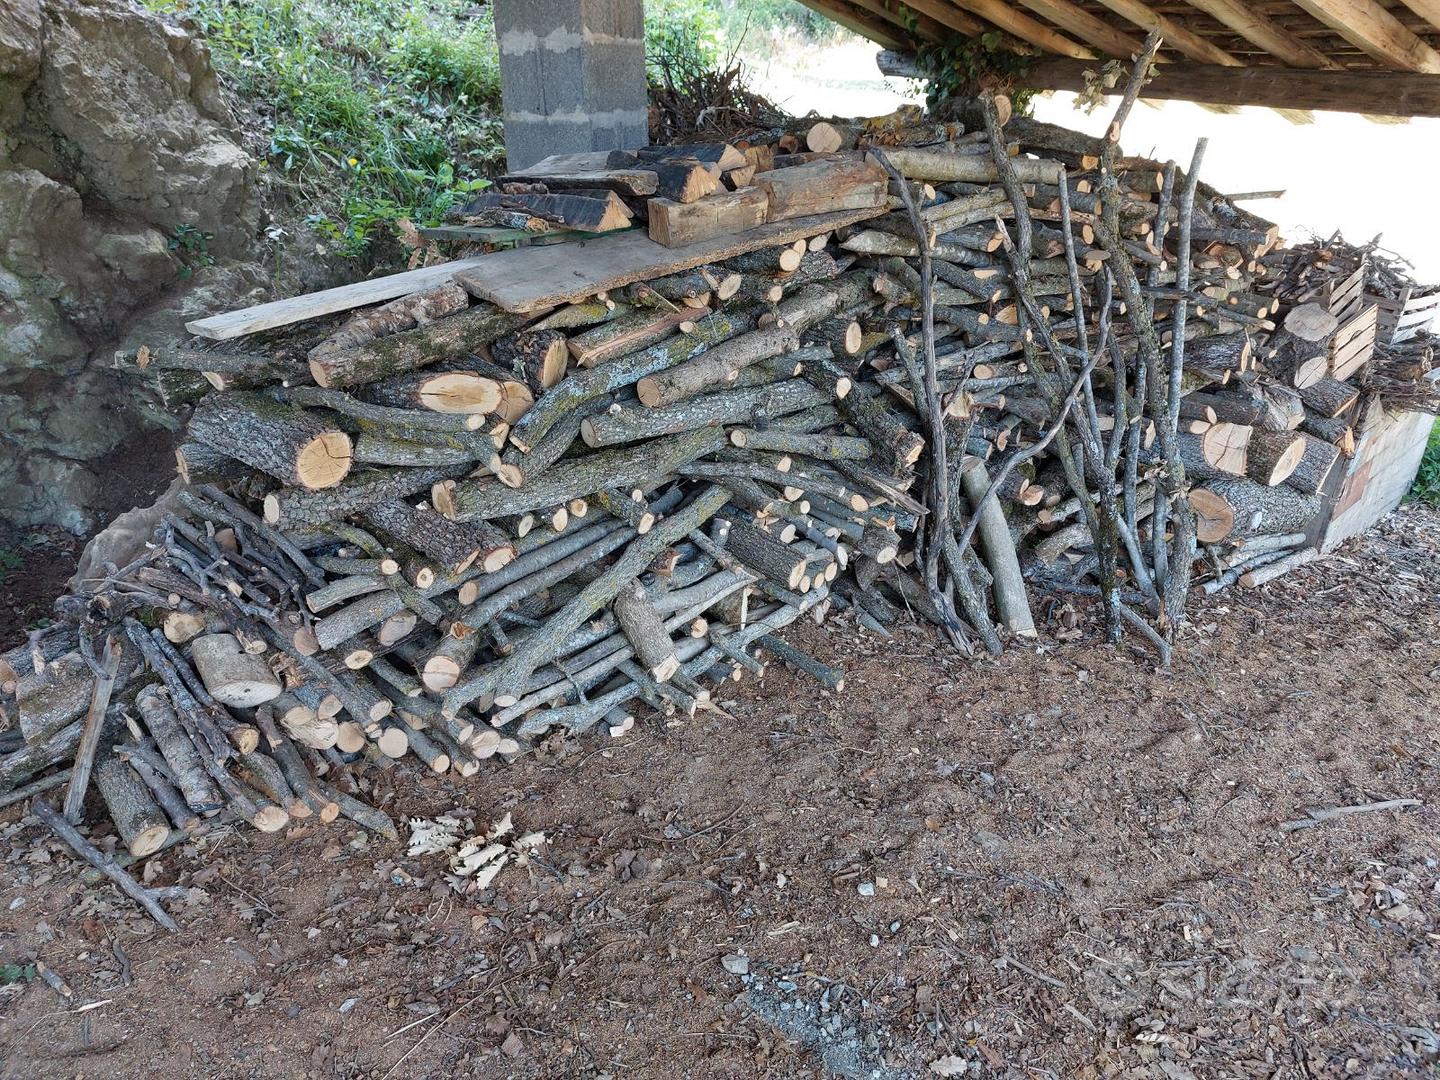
[
  {"xmin": 454, "ymin": 190, "xmax": 633, "ymax": 231},
  {"xmin": 1296, "ymin": 377, "xmax": 1359, "ymax": 419},
  {"xmin": 648, "ymin": 188, "xmax": 768, "ymax": 247},
  {"xmin": 568, "ymin": 306, "xmax": 701, "ymax": 367},
  {"xmin": 188, "ymin": 392, "xmax": 352, "ymax": 490},
  {"xmin": 492, "ymin": 329, "xmax": 569, "ymax": 392},
  {"xmin": 1283, "ymin": 432, "xmax": 1342, "ymax": 494},
  {"xmin": 752, "ymin": 158, "xmax": 888, "ymax": 221}
]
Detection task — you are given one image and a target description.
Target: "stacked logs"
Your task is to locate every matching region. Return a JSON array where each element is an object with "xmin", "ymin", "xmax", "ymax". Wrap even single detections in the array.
[{"xmin": 8, "ymin": 41, "xmax": 1440, "ymax": 911}]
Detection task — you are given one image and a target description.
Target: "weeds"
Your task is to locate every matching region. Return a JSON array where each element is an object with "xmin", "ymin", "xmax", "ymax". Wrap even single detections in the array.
[
  {"xmin": 1407, "ymin": 418, "xmax": 1440, "ymax": 506},
  {"xmin": 147, "ymin": 0, "xmax": 504, "ymax": 259}
]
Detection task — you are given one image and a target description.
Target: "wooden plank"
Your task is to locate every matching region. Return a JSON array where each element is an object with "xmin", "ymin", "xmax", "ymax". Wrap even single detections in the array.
[
  {"xmin": 792, "ymin": 0, "xmax": 909, "ymax": 48},
  {"xmin": 647, "ymin": 187, "xmax": 769, "ymax": 248},
  {"xmin": 1396, "ymin": 0, "xmax": 1440, "ymax": 37},
  {"xmin": 454, "ymin": 206, "xmax": 887, "ymax": 314},
  {"xmin": 1322, "ymin": 406, "xmax": 1434, "ymax": 550},
  {"xmin": 1289, "ymin": 0, "xmax": 1440, "ymax": 72},
  {"xmin": 185, "ymin": 257, "xmax": 493, "ymax": 341},
  {"xmin": 1017, "ymin": 57, "xmax": 1440, "ymax": 117}
]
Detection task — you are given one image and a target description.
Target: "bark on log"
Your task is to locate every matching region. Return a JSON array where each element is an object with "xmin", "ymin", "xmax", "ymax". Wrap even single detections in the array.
[
  {"xmin": 752, "ymin": 158, "xmax": 888, "ymax": 220},
  {"xmin": 1244, "ymin": 429, "xmax": 1305, "ymax": 486},
  {"xmin": 1266, "ymin": 303, "xmax": 1338, "ymax": 389},
  {"xmin": 1279, "ymin": 430, "xmax": 1340, "ymax": 494},
  {"xmin": 492, "ymin": 329, "xmax": 569, "ymax": 392},
  {"xmin": 360, "ymin": 370, "xmax": 503, "ymax": 414},
  {"xmin": 636, "ymin": 326, "xmax": 801, "ymax": 407},
  {"xmin": 308, "ymin": 283, "xmax": 471, "ymax": 363},
  {"xmin": 134, "ymin": 686, "xmax": 224, "ymax": 812},
  {"xmin": 962, "ymin": 458, "xmax": 1036, "ymax": 639},
  {"xmin": 582, "ymin": 380, "xmax": 826, "ymax": 448},
  {"xmin": 263, "ymin": 464, "xmax": 466, "ymax": 530},
  {"xmin": 435, "ymin": 428, "xmax": 727, "ymax": 520},
  {"xmin": 1191, "ymin": 478, "xmax": 1322, "ymax": 543},
  {"xmin": 188, "ymin": 391, "xmax": 352, "ymax": 490},
  {"xmin": 613, "ymin": 579, "xmax": 679, "ymax": 682},
  {"xmin": 308, "ymin": 304, "xmax": 528, "ymax": 389},
  {"xmin": 94, "ymin": 756, "xmax": 172, "ymax": 857},
  {"xmin": 1296, "ymin": 377, "xmax": 1360, "ymax": 419},
  {"xmin": 568, "ymin": 306, "xmax": 698, "ymax": 367}
]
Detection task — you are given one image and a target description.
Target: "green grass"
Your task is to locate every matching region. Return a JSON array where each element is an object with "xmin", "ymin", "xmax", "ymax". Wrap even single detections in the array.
[
  {"xmin": 1406, "ymin": 418, "xmax": 1440, "ymax": 506},
  {"xmin": 147, "ymin": 0, "xmax": 504, "ymax": 259}
]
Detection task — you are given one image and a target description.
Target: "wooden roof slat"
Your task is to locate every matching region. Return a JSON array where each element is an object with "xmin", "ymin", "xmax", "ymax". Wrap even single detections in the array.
[
  {"xmin": 844, "ymin": 0, "xmax": 954, "ymax": 41},
  {"xmin": 942, "ymin": 0, "xmax": 1100, "ymax": 57},
  {"xmin": 1388, "ymin": 0, "xmax": 1440, "ymax": 36},
  {"xmin": 793, "ymin": 0, "xmax": 908, "ymax": 49},
  {"xmin": 1012, "ymin": 0, "xmax": 1150, "ymax": 55},
  {"xmin": 1182, "ymin": 0, "xmax": 1345, "ymax": 66},
  {"xmin": 1085, "ymin": 0, "xmax": 1245, "ymax": 63},
  {"xmin": 886, "ymin": 0, "xmax": 995, "ymax": 38},
  {"xmin": 1288, "ymin": 0, "xmax": 1440, "ymax": 68}
]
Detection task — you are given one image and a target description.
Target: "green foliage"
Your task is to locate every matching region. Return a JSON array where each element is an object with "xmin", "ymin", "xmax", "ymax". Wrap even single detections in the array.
[
  {"xmin": 1406, "ymin": 418, "xmax": 1440, "ymax": 506},
  {"xmin": 0, "ymin": 964, "xmax": 35, "ymax": 986},
  {"xmin": 0, "ymin": 547, "xmax": 21, "ymax": 582},
  {"xmin": 645, "ymin": 0, "xmax": 724, "ymax": 84},
  {"xmin": 167, "ymin": 223, "xmax": 214, "ymax": 278},
  {"xmin": 911, "ymin": 33, "xmax": 1036, "ymax": 115},
  {"xmin": 146, "ymin": 0, "xmax": 502, "ymax": 259}
]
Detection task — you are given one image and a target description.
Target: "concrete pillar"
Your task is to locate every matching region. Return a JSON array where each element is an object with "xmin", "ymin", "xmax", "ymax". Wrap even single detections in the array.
[{"xmin": 493, "ymin": 0, "xmax": 649, "ymax": 171}]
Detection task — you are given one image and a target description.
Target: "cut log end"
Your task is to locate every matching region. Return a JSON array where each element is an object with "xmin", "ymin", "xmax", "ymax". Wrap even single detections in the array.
[{"xmin": 296, "ymin": 431, "xmax": 353, "ymax": 490}]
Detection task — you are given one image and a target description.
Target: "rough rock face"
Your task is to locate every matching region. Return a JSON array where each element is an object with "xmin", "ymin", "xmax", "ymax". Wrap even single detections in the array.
[{"xmin": 0, "ymin": 0, "xmax": 260, "ymax": 532}]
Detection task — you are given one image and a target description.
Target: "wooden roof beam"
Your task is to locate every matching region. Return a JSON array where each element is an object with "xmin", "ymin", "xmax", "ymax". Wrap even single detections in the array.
[
  {"xmin": 1011, "ymin": 0, "xmax": 1148, "ymax": 57},
  {"xmin": 792, "ymin": 0, "xmax": 910, "ymax": 49},
  {"xmin": 1182, "ymin": 0, "xmax": 1342, "ymax": 69},
  {"xmin": 878, "ymin": 0, "xmax": 990, "ymax": 38},
  {"xmin": 1288, "ymin": 0, "xmax": 1440, "ymax": 71},
  {"xmin": 843, "ymin": 0, "xmax": 952, "ymax": 42},
  {"xmin": 1089, "ymin": 0, "xmax": 1243, "ymax": 65},
  {"xmin": 941, "ymin": 0, "xmax": 1098, "ymax": 59},
  {"xmin": 1018, "ymin": 54, "xmax": 1440, "ymax": 115}
]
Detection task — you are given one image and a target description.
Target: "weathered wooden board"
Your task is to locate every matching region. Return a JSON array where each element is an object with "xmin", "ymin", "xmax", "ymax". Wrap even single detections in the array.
[
  {"xmin": 1321, "ymin": 404, "xmax": 1435, "ymax": 550},
  {"xmin": 186, "ymin": 257, "xmax": 492, "ymax": 341},
  {"xmin": 454, "ymin": 206, "xmax": 887, "ymax": 313}
]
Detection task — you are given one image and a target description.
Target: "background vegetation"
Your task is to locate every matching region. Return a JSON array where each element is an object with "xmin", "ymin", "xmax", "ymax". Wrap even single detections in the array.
[{"xmin": 148, "ymin": 0, "xmax": 831, "ymax": 259}]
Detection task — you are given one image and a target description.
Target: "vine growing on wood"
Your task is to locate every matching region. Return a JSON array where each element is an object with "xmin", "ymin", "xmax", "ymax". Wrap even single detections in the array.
[{"xmin": 906, "ymin": 29, "xmax": 1038, "ymax": 115}]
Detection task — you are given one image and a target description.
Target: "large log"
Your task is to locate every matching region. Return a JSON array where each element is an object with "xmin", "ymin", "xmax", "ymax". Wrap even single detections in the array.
[
  {"xmin": 1244, "ymin": 429, "xmax": 1305, "ymax": 486},
  {"xmin": 648, "ymin": 188, "xmax": 769, "ymax": 247},
  {"xmin": 1191, "ymin": 479, "xmax": 1322, "ymax": 543},
  {"xmin": 189, "ymin": 634, "xmax": 283, "ymax": 708},
  {"xmin": 1283, "ymin": 432, "xmax": 1342, "ymax": 494},
  {"xmin": 188, "ymin": 392, "xmax": 352, "ymax": 490},
  {"xmin": 94, "ymin": 756, "xmax": 171, "ymax": 857}
]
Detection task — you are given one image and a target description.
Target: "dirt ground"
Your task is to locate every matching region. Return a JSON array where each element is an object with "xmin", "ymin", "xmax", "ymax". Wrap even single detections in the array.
[{"xmin": 1, "ymin": 507, "xmax": 1437, "ymax": 1079}]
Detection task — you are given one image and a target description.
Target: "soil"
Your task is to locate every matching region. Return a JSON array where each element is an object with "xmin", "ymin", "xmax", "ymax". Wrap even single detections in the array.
[{"xmin": 1, "ymin": 507, "xmax": 1437, "ymax": 1079}]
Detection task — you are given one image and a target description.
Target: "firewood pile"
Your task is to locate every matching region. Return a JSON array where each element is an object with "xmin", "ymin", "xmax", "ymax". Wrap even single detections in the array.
[{"xmin": 4, "ymin": 38, "xmax": 1438, "ymax": 926}]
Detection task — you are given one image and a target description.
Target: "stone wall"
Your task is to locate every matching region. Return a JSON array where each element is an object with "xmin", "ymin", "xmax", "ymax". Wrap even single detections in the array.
[{"xmin": 0, "ymin": 0, "xmax": 260, "ymax": 532}]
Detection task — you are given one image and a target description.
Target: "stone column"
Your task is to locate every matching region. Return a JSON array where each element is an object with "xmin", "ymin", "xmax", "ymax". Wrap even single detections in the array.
[{"xmin": 493, "ymin": 0, "xmax": 649, "ymax": 171}]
